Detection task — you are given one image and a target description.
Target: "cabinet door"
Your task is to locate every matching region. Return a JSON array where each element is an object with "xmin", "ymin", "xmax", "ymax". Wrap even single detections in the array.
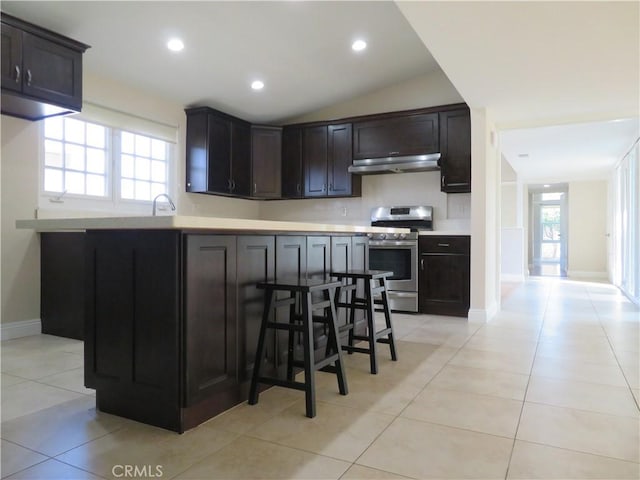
[
  {"xmin": 303, "ymin": 125, "xmax": 328, "ymax": 197},
  {"xmin": 331, "ymin": 236, "xmax": 352, "ymax": 331},
  {"xmin": 184, "ymin": 235, "xmax": 237, "ymax": 406},
  {"xmin": 21, "ymin": 31, "xmax": 83, "ymax": 110},
  {"xmin": 84, "ymin": 230, "xmax": 181, "ymax": 431},
  {"xmin": 353, "ymin": 113, "xmax": 439, "ymax": 159},
  {"xmin": 440, "ymin": 109, "xmax": 471, "ymax": 193},
  {"xmin": 231, "ymin": 121, "xmax": 251, "ymax": 196},
  {"xmin": 351, "ymin": 236, "xmax": 368, "ymax": 335},
  {"xmin": 1, "ymin": 23, "xmax": 21, "ymax": 93},
  {"xmin": 327, "ymin": 123, "xmax": 356, "ymax": 197},
  {"xmin": 418, "ymin": 236, "xmax": 470, "ymax": 317},
  {"xmin": 307, "ymin": 236, "xmax": 331, "ymax": 352},
  {"xmin": 237, "ymin": 236, "xmax": 275, "ymax": 381},
  {"xmin": 275, "ymin": 236, "xmax": 307, "ymax": 374},
  {"xmin": 281, "ymin": 127, "xmax": 303, "ymax": 198},
  {"xmin": 207, "ymin": 114, "xmax": 232, "ymax": 194},
  {"xmin": 251, "ymin": 126, "xmax": 282, "ymax": 198},
  {"xmin": 41, "ymin": 232, "xmax": 85, "ymax": 340}
]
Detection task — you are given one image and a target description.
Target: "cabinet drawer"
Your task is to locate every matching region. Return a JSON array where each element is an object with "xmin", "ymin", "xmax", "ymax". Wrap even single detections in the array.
[{"xmin": 419, "ymin": 236, "xmax": 470, "ymax": 254}]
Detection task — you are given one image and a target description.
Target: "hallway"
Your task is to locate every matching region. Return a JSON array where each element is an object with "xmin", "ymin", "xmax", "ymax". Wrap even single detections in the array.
[{"xmin": 1, "ymin": 277, "xmax": 639, "ymax": 479}]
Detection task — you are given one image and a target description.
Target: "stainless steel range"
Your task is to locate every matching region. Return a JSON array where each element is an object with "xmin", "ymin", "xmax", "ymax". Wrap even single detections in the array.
[{"xmin": 368, "ymin": 206, "xmax": 433, "ymax": 312}]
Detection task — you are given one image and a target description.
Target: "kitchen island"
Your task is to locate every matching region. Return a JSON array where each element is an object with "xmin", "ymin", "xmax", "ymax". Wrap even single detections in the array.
[{"xmin": 17, "ymin": 216, "xmax": 406, "ymax": 432}]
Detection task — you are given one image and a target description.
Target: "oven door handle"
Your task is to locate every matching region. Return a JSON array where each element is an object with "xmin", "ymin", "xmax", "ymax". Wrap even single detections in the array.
[{"xmin": 369, "ymin": 241, "xmax": 417, "ymax": 247}]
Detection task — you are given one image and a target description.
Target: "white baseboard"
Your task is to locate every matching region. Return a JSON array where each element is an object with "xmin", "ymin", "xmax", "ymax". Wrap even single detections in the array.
[
  {"xmin": 501, "ymin": 274, "xmax": 525, "ymax": 283},
  {"xmin": 1, "ymin": 319, "xmax": 42, "ymax": 341},
  {"xmin": 567, "ymin": 270, "xmax": 608, "ymax": 280},
  {"xmin": 467, "ymin": 302, "xmax": 499, "ymax": 323}
]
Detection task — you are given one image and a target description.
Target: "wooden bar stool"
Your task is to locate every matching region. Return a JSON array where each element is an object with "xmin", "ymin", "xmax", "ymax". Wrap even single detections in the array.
[
  {"xmin": 329, "ymin": 269, "xmax": 398, "ymax": 374},
  {"xmin": 248, "ymin": 277, "xmax": 348, "ymax": 418}
]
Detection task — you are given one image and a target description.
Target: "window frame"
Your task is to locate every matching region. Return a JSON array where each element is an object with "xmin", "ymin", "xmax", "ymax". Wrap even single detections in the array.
[{"xmin": 38, "ymin": 115, "xmax": 176, "ymax": 215}]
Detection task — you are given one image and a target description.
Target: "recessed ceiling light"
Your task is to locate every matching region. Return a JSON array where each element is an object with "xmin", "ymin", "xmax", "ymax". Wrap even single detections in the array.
[
  {"xmin": 167, "ymin": 38, "xmax": 184, "ymax": 52},
  {"xmin": 543, "ymin": 184, "xmax": 551, "ymax": 188},
  {"xmin": 351, "ymin": 39, "xmax": 367, "ymax": 52},
  {"xmin": 251, "ymin": 80, "xmax": 264, "ymax": 91},
  {"xmin": 517, "ymin": 153, "xmax": 529, "ymax": 158}
]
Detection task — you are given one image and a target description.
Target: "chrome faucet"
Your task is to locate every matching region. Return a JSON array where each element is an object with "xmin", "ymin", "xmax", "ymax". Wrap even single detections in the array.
[{"xmin": 152, "ymin": 193, "xmax": 176, "ymax": 216}]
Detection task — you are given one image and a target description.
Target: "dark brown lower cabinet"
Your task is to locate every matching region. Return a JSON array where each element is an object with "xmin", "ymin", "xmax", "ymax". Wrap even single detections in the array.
[
  {"xmin": 41, "ymin": 232, "xmax": 85, "ymax": 339},
  {"xmin": 78, "ymin": 231, "xmax": 368, "ymax": 432},
  {"xmin": 237, "ymin": 236, "xmax": 276, "ymax": 382},
  {"xmin": 331, "ymin": 236, "xmax": 352, "ymax": 339},
  {"xmin": 184, "ymin": 235, "xmax": 237, "ymax": 407},
  {"xmin": 84, "ymin": 230, "xmax": 181, "ymax": 431},
  {"xmin": 418, "ymin": 236, "xmax": 470, "ymax": 317}
]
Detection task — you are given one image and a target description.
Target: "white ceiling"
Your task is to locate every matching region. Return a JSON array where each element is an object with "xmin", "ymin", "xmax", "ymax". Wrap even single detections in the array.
[
  {"xmin": 397, "ymin": 1, "xmax": 640, "ymax": 182},
  {"xmin": 1, "ymin": 1, "xmax": 439, "ymax": 124},
  {"xmin": 3, "ymin": 1, "xmax": 639, "ymax": 183},
  {"xmin": 501, "ymin": 118, "xmax": 640, "ymax": 183}
]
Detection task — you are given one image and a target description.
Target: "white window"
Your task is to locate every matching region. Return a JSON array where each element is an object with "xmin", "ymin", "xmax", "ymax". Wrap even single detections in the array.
[{"xmin": 41, "ymin": 111, "xmax": 175, "ymax": 214}]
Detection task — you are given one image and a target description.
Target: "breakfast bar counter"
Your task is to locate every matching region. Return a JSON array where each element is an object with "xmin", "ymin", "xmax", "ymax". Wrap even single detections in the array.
[{"xmin": 18, "ymin": 216, "xmax": 406, "ymax": 432}]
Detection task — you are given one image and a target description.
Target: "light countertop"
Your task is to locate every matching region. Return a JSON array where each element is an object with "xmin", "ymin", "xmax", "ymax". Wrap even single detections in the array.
[
  {"xmin": 16, "ymin": 215, "xmax": 410, "ymax": 235},
  {"xmin": 419, "ymin": 230, "xmax": 470, "ymax": 236}
]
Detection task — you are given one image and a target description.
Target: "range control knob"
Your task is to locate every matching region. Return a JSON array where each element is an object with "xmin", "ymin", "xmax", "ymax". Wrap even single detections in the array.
[
  {"xmin": 380, "ymin": 234, "xmax": 386, "ymax": 240},
  {"xmin": 399, "ymin": 233, "xmax": 407, "ymax": 240}
]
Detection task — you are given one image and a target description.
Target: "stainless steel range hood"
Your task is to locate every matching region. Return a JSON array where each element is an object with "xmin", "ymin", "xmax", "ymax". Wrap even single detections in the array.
[{"xmin": 348, "ymin": 153, "xmax": 441, "ymax": 175}]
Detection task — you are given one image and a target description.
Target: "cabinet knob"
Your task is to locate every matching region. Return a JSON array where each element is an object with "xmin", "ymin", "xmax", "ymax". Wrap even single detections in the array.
[
  {"xmin": 231, "ymin": 180, "xmax": 236, "ymax": 191},
  {"xmin": 26, "ymin": 69, "xmax": 32, "ymax": 87},
  {"xmin": 14, "ymin": 65, "xmax": 20, "ymax": 83},
  {"xmin": 187, "ymin": 182, "xmax": 191, "ymax": 188}
]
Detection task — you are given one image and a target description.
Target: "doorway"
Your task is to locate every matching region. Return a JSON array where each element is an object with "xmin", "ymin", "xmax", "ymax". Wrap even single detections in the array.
[{"xmin": 529, "ymin": 185, "xmax": 568, "ymax": 277}]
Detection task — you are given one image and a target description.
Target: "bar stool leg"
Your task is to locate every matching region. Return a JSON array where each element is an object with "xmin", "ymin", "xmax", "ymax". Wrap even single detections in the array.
[
  {"xmin": 286, "ymin": 290, "xmax": 297, "ymax": 381},
  {"xmin": 249, "ymin": 288, "xmax": 274, "ymax": 405},
  {"xmin": 347, "ymin": 278, "xmax": 357, "ymax": 351},
  {"xmin": 302, "ymin": 291, "xmax": 316, "ymax": 418},
  {"xmin": 328, "ymin": 286, "xmax": 348, "ymax": 395},
  {"xmin": 365, "ymin": 279, "xmax": 379, "ymax": 374},
  {"xmin": 380, "ymin": 277, "xmax": 398, "ymax": 361}
]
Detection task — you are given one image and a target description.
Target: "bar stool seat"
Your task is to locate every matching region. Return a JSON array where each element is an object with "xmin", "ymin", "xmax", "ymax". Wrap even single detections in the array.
[
  {"xmin": 248, "ymin": 276, "xmax": 348, "ymax": 418},
  {"xmin": 330, "ymin": 269, "xmax": 398, "ymax": 374}
]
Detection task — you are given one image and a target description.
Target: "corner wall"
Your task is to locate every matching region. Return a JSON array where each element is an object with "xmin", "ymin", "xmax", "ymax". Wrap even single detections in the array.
[{"xmin": 567, "ymin": 180, "xmax": 609, "ymax": 278}]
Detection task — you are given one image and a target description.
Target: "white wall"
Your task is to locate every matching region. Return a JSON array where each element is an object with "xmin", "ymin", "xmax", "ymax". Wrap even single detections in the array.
[
  {"xmin": 1, "ymin": 116, "xmax": 41, "ymax": 327},
  {"xmin": 284, "ymin": 70, "xmax": 464, "ymax": 124},
  {"xmin": 469, "ymin": 108, "xmax": 501, "ymax": 320},
  {"xmin": 567, "ymin": 180, "xmax": 609, "ymax": 278},
  {"xmin": 0, "ymin": 72, "xmax": 261, "ymax": 327}
]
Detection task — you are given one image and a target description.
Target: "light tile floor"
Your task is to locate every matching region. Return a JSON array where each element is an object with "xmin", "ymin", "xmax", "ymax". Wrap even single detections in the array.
[{"xmin": 1, "ymin": 277, "xmax": 639, "ymax": 479}]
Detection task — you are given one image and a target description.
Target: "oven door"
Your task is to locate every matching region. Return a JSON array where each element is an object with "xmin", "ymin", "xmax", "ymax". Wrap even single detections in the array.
[{"xmin": 368, "ymin": 240, "xmax": 418, "ymax": 293}]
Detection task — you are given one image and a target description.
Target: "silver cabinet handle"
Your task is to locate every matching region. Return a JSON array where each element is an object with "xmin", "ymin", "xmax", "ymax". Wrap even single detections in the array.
[
  {"xmin": 14, "ymin": 65, "xmax": 20, "ymax": 83},
  {"xmin": 227, "ymin": 179, "xmax": 232, "ymax": 190},
  {"xmin": 296, "ymin": 183, "xmax": 301, "ymax": 194},
  {"xmin": 420, "ymin": 258, "xmax": 424, "ymax": 270},
  {"xmin": 322, "ymin": 184, "xmax": 326, "ymax": 192},
  {"xmin": 437, "ymin": 243, "xmax": 450, "ymax": 247},
  {"xmin": 231, "ymin": 180, "xmax": 236, "ymax": 191},
  {"xmin": 254, "ymin": 183, "xmax": 257, "ymax": 194},
  {"xmin": 26, "ymin": 69, "xmax": 32, "ymax": 86},
  {"xmin": 441, "ymin": 174, "xmax": 445, "ymax": 188},
  {"xmin": 187, "ymin": 182, "xmax": 191, "ymax": 188},
  {"xmin": 389, "ymin": 151, "xmax": 400, "ymax": 155},
  {"xmin": 329, "ymin": 183, "xmax": 333, "ymax": 191}
]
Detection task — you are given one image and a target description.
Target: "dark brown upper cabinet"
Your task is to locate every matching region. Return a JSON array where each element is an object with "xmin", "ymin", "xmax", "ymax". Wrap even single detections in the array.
[
  {"xmin": 439, "ymin": 108, "xmax": 471, "ymax": 193},
  {"xmin": 303, "ymin": 123, "xmax": 360, "ymax": 198},
  {"xmin": 185, "ymin": 107, "xmax": 251, "ymax": 197},
  {"xmin": 281, "ymin": 126, "xmax": 303, "ymax": 199},
  {"xmin": 352, "ymin": 113, "xmax": 439, "ymax": 159},
  {"xmin": 1, "ymin": 13, "xmax": 89, "ymax": 121},
  {"xmin": 251, "ymin": 126, "xmax": 282, "ymax": 199}
]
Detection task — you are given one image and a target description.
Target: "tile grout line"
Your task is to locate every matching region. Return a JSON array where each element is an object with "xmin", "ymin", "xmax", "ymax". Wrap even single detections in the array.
[
  {"xmin": 503, "ymin": 277, "xmax": 554, "ymax": 480},
  {"xmin": 586, "ymin": 286, "xmax": 640, "ymax": 413}
]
